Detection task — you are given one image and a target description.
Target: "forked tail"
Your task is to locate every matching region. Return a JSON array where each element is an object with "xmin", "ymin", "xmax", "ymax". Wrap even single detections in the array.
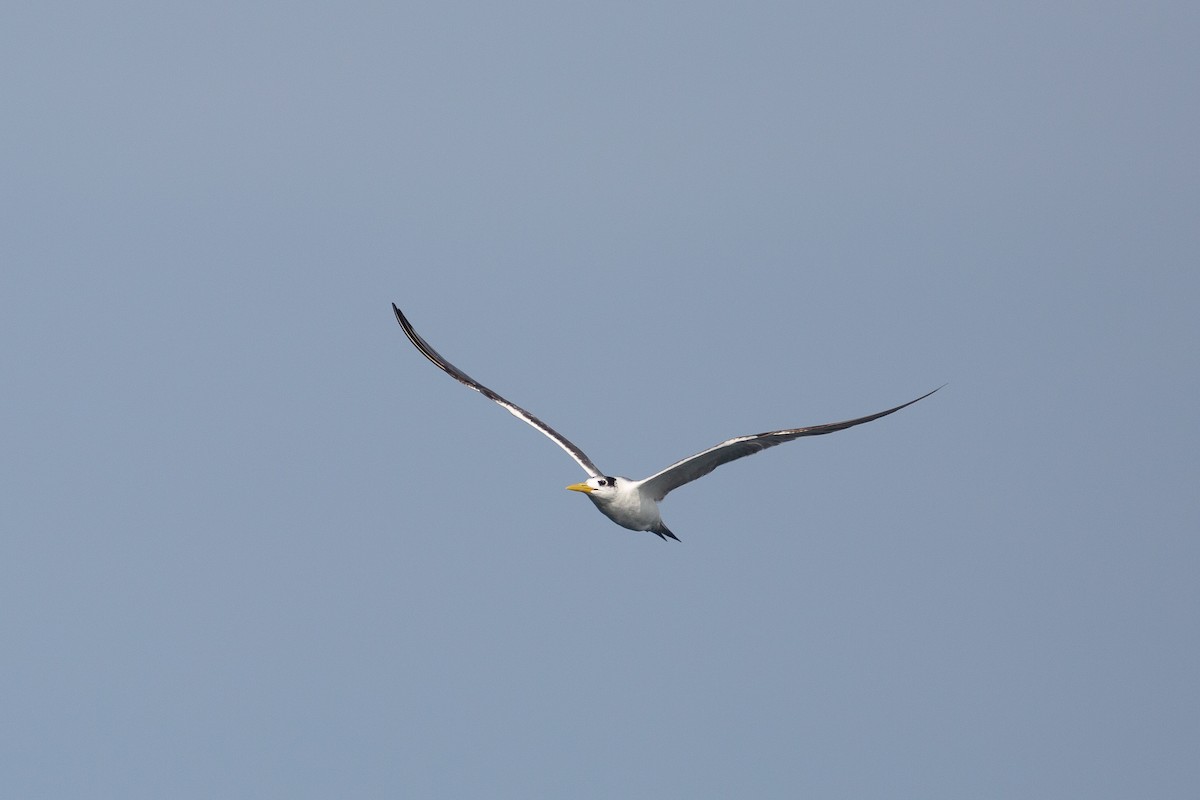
[{"xmin": 652, "ymin": 523, "xmax": 680, "ymax": 542}]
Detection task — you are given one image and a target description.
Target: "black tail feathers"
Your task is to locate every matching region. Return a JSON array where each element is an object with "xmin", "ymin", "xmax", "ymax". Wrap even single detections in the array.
[{"xmin": 652, "ymin": 524, "xmax": 681, "ymax": 542}]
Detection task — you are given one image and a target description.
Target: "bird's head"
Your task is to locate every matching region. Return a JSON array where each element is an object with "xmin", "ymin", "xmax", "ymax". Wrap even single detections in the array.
[{"xmin": 565, "ymin": 476, "xmax": 621, "ymax": 501}]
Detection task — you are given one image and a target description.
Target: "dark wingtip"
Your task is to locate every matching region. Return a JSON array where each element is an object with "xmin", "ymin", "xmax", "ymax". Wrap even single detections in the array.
[
  {"xmin": 912, "ymin": 383, "xmax": 946, "ymax": 404},
  {"xmin": 882, "ymin": 384, "xmax": 946, "ymax": 417}
]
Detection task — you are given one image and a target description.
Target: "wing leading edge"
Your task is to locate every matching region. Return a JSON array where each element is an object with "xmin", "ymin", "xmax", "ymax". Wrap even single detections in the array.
[{"xmin": 392, "ymin": 303, "xmax": 603, "ymax": 477}]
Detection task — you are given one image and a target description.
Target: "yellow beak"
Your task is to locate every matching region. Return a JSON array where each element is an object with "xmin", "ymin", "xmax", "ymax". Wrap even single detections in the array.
[{"xmin": 565, "ymin": 482, "xmax": 593, "ymax": 494}]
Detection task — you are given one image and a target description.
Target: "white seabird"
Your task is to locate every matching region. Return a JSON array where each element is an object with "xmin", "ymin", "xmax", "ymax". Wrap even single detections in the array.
[{"xmin": 393, "ymin": 303, "xmax": 940, "ymax": 541}]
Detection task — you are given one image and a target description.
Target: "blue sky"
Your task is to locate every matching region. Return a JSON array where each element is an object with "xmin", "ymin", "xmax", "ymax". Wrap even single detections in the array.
[{"xmin": 3, "ymin": 1, "xmax": 1197, "ymax": 797}]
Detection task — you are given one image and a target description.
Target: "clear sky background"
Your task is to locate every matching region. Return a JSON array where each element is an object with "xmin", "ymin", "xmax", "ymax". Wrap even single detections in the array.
[{"xmin": 3, "ymin": 2, "xmax": 1197, "ymax": 797}]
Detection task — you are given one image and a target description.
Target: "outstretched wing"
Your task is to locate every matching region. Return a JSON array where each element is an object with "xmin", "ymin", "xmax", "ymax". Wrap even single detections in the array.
[
  {"xmin": 392, "ymin": 303, "xmax": 602, "ymax": 477},
  {"xmin": 636, "ymin": 386, "xmax": 942, "ymax": 501}
]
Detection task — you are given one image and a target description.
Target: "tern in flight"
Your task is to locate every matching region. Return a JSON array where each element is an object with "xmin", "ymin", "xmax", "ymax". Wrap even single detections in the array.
[{"xmin": 393, "ymin": 303, "xmax": 939, "ymax": 541}]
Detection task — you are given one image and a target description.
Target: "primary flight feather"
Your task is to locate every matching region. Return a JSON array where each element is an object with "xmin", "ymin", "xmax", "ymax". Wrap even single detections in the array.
[{"xmin": 393, "ymin": 303, "xmax": 939, "ymax": 541}]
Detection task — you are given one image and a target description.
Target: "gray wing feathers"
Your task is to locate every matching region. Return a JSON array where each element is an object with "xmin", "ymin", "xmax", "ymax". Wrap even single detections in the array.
[
  {"xmin": 637, "ymin": 386, "xmax": 942, "ymax": 501},
  {"xmin": 392, "ymin": 304, "xmax": 603, "ymax": 477}
]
